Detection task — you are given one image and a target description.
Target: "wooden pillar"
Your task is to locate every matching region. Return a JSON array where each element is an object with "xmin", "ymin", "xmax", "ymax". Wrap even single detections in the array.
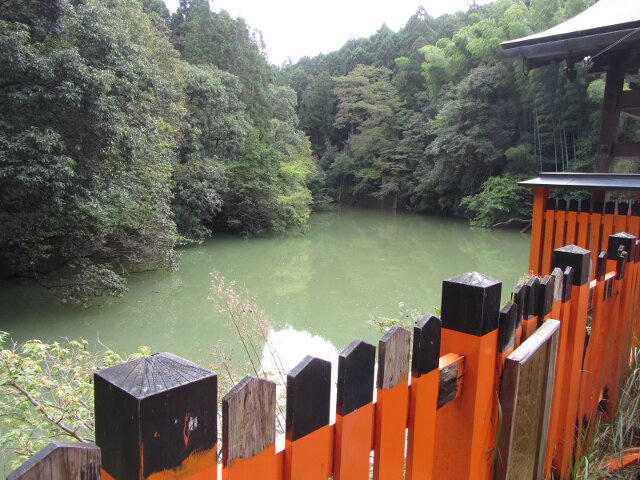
[
  {"xmin": 222, "ymin": 376, "xmax": 281, "ymax": 480},
  {"xmin": 284, "ymin": 356, "xmax": 332, "ymax": 480},
  {"xmin": 334, "ymin": 339, "xmax": 376, "ymax": 480},
  {"xmin": 406, "ymin": 314, "xmax": 441, "ymax": 480},
  {"xmin": 94, "ymin": 352, "xmax": 218, "ymax": 480},
  {"xmin": 433, "ymin": 272, "xmax": 501, "ymax": 480},
  {"xmin": 595, "ymin": 67, "xmax": 625, "ymax": 174},
  {"xmin": 372, "ymin": 326, "xmax": 411, "ymax": 480}
]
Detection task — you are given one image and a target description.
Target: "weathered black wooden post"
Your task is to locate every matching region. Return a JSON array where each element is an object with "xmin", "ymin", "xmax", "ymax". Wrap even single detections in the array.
[
  {"xmin": 94, "ymin": 352, "xmax": 218, "ymax": 480},
  {"xmin": 334, "ymin": 339, "xmax": 376, "ymax": 480},
  {"xmin": 222, "ymin": 375, "xmax": 280, "ymax": 479},
  {"xmin": 284, "ymin": 355, "xmax": 332, "ymax": 480}
]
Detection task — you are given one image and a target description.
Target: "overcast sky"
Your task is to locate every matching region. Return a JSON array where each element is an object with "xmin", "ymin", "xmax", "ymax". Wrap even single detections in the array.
[{"xmin": 163, "ymin": 0, "xmax": 494, "ymax": 66}]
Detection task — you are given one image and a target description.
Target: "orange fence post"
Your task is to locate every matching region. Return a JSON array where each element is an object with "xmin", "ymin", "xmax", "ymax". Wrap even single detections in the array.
[
  {"xmin": 588, "ymin": 202, "xmax": 603, "ymax": 277},
  {"xmin": 606, "ymin": 233, "xmax": 636, "ymax": 417},
  {"xmin": 576, "ymin": 200, "xmax": 590, "ymax": 250},
  {"xmin": 372, "ymin": 326, "xmax": 411, "ymax": 480},
  {"xmin": 496, "ymin": 302, "xmax": 517, "ymax": 387},
  {"xmin": 284, "ymin": 356, "xmax": 333, "ymax": 480},
  {"xmin": 529, "ymin": 187, "xmax": 549, "ymax": 275},
  {"xmin": 539, "ymin": 274, "xmax": 555, "ymax": 325},
  {"xmin": 334, "ymin": 340, "xmax": 376, "ymax": 480},
  {"xmin": 565, "ymin": 199, "xmax": 579, "ymax": 245},
  {"xmin": 544, "ymin": 266, "xmax": 573, "ymax": 478},
  {"xmin": 553, "ymin": 199, "xmax": 568, "ymax": 252},
  {"xmin": 433, "ymin": 272, "xmax": 501, "ymax": 480},
  {"xmin": 550, "ymin": 246, "xmax": 591, "ymax": 476},
  {"xmin": 222, "ymin": 376, "xmax": 282, "ymax": 480},
  {"xmin": 406, "ymin": 315, "xmax": 441, "ymax": 480},
  {"xmin": 541, "ymin": 198, "xmax": 558, "ymax": 276},
  {"xmin": 94, "ymin": 353, "xmax": 219, "ymax": 480}
]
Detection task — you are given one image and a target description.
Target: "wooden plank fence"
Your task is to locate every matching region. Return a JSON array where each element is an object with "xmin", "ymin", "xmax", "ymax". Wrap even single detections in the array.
[{"xmin": 9, "ymin": 233, "xmax": 640, "ymax": 479}]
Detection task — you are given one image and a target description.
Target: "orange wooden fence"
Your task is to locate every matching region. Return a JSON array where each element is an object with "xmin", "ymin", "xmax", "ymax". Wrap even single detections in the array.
[{"xmin": 9, "ymin": 238, "xmax": 640, "ymax": 480}]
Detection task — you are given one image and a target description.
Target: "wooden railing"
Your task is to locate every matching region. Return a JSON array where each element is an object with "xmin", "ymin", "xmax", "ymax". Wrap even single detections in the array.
[{"xmin": 9, "ymin": 234, "xmax": 640, "ymax": 480}]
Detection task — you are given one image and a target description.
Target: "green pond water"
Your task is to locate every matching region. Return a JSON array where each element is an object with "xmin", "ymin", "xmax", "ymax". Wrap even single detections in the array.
[{"xmin": 0, "ymin": 209, "xmax": 530, "ymax": 367}]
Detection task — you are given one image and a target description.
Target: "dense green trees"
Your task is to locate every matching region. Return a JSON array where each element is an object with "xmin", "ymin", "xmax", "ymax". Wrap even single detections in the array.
[
  {"xmin": 281, "ymin": 0, "xmax": 630, "ymax": 225},
  {"xmin": 1, "ymin": 0, "xmax": 316, "ymax": 301},
  {"xmin": 3, "ymin": 0, "xmax": 636, "ymax": 300}
]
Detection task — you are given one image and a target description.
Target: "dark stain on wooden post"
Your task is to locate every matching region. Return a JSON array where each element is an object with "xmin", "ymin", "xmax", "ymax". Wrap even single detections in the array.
[
  {"xmin": 441, "ymin": 272, "xmax": 502, "ymax": 336},
  {"xmin": 551, "ymin": 267, "xmax": 564, "ymax": 304},
  {"xmin": 285, "ymin": 356, "xmax": 331, "ymax": 441},
  {"xmin": 437, "ymin": 354, "xmax": 464, "ymax": 409},
  {"xmin": 222, "ymin": 375, "xmax": 276, "ymax": 467},
  {"xmin": 336, "ymin": 339, "xmax": 375, "ymax": 416},
  {"xmin": 7, "ymin": 442, "xmax": 101, "ymax": 480},
  {"xmin": 411, "ymin": 314, "xmax": 441, "ymax": 378},
  {"xmin": 94, "ymin": 352, "xmax": 217, "ymax": 480},
  {"xmin": 596, "ymin": 252, "xmax": 608, "ymax": 281},
  {"xmin": 377, "ymin": 325, "xmax": 411, "ymax": 391}
]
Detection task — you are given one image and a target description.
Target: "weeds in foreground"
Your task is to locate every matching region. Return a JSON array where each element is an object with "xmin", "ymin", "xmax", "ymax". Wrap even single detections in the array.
[
  {"xmin": 209, "ymin": 271, "xmax": 288, "ymax": 434},
  {"xmin": 0, "ymin": 332, "xmax": 149, "ymax": 472},
  {"xmin": 573, "ymin": 346, "xmax": 640, "ymax": 479}
]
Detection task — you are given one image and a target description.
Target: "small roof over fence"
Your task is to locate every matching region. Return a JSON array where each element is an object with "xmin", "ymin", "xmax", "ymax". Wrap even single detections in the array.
[
  {"xmin": 501, "ymin": 0, "xmax": 640, "ymax": 71},
  {"xmin": 518, "ymin": 172, "xmax": 640, "ymax": 191}
]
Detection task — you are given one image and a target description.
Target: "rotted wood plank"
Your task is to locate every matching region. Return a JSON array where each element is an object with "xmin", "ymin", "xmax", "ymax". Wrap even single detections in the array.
[
  {"xmin": 8, "ymin": 442, "xmax": 101, "ymax": 480},
  {"xmin": 496, "ymin": 320, "xmax": 560, "ymax": 480},
  {"xmin": 377, "ymin": 325, "xmax": 411, "ymax": 391},
  {"xmin": 222, "ymin": 375, "xmax": 276, "ymax": 466}
]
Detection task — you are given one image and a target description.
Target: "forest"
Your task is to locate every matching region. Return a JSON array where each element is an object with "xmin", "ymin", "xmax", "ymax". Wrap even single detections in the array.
[{"xmin": 2, "ymin": 0, "xmax": 639, "ymax": 303}]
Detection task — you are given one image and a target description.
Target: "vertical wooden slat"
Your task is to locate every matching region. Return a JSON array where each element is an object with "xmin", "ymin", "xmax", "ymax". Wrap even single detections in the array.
[
  {"xmin": 433, "ymin": 272, "xmax": 501, "ymax": 480},
  {"xmin": 285, "ymin": 356, "xmax": 332, "ymax": 480},
  {"xmin": 334, "ymin": 340, "xmax": 376, "ymax": 480},
  {"xmin": 511, "ymin": 284, "xmax": 526, "ymax": 348},
  {"xmin": 588, "ymin": 202, "xmax": 603, "ymax": 279},
  {"xmin": 601, "ymin": 201, "xmax": 616, "ymax": 253},
  {"xmin": 549, "ymin": 246, "xmax": 591, "ymax": 477},
  {"xmin": 406, "ymin": 315, "xmax": 441, "ymax": 480},
  {"xmin": 541, "ymin": 199, "xmax": 558, "ymax": 276},
  {"xmin": 496, "ymin": 301, "xmax": 517, "ymax": 387},
  {"xmin": 576, "ymin": 199, "xmax": 590, "ymax": 250},
  {"xmin": 372, "ymin": 326, "xmax": 411, "ymax": 480},
  {"xmin": 497, "ymin": 320, "xmax": 560, "ymax": 480},
  {"xmin": 523, "ymin": 276, "xmax": 540, "ymax": 340},
  {"xmin": 94, "ymin": 353, "xmax": 218, "ymax": 480},
  {"xmin": 565, "ymin": 199, "xmax": 579, "ymax": 246},
  {"xmin": 551, "ymin": 267, "xmax": 564, "ymax": 320},
  {"xmin": 553, "ymin": 199, "xmax": 568, "ymax": 252},
  {"xmin": 7, "ymin": 442, "xmax": 101, "ymax": 480},
  {"xmin": 222, "ymin": 376, "xmax": 281, "ymax": 480},
  {"xmin": 529, "ymin": 187, "xmax": 549, "ymax": 275},
  {"xmin": 539, "ymin": 274, "xmax": 555, "ymax": 326}
]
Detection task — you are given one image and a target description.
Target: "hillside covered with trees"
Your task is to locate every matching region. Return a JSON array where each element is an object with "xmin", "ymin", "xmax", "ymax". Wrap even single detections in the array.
[{"xmin": 2, "ymin": 0, "xmax": 638, "ymax": 302}]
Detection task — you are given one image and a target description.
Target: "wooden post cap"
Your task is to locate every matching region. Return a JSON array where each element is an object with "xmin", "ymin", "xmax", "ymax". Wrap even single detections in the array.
[
  {"xmin": 441, "ymin": 272, "xmax": 502, "ymax": 336},
  {"xmin": 286, "ymin": 356, "xmax": 331, "ymax": 441},
  {"xmin": 512, "ymin": 284, "xmax": 525, "ymax": 324},
  {"xmin": 607, "ymin": 232, "xmax": 636, "ymax": 260},
  {"xmin": 377, "ymin": 326, "xmax": 411, "ymax": 391},
  {"xmin": 222, "ymin": 375, "xmax": 276, "ymax": 466},
  {"xmin": 411, "ymin": 314, "xmax": 442, "ymax": 378},
  {"xmin": 94, "ymin": 352, "xmax": 217, "ymax": 480},
  {"xmin": 552, "ymin": 245, "xmax": 591, "ymax": 286},
  {"xmin": 337, "ymin": 339, "xmax": 376, "ymax": 416},
  {"xmin": 7, "ymin": 442, "xmax": 101, "ymax": 480}
]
